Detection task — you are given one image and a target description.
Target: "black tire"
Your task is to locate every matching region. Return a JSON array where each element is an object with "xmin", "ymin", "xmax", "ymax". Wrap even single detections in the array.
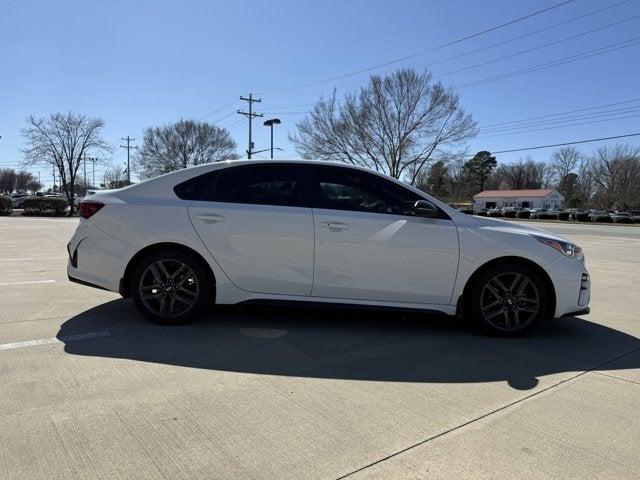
[
  {"xmin": 469, "ymin": 264, "xmax": 548, "ymax": 337},
  {"xmin": 131, "ymin": 250, "xmax": 212, "ymax": 325}
]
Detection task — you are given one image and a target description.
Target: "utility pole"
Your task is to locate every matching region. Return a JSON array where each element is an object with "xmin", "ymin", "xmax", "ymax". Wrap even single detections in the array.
[
  {"xmin": 120, "ymin": 136, "xmax": 136, "ymax": 183},
  {"xmin": 91, "ymin": 158, "xmax": 97, "ymax": 187},
  {"xmin": 237, "ymin": 94, "xmax": 263, "ymax": 159},
  {"xmin": 83, "ymin": 155, "xmax": 87, "ymax": 192}
]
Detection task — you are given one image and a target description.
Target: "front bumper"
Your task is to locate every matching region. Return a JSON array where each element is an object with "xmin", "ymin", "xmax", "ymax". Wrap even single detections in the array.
[
  {"xmin": 561, "ymin": 307, "xmax": 590, "ymax": 318},
  {"xmin": 546, "ymin": 256, "xmax": 591, "ymax": 318}
]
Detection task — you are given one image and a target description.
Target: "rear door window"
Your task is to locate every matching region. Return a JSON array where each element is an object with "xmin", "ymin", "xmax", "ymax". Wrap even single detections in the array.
[{"xmin": 204, "ymin": 164, "xmax": 302, "ymax": 207}]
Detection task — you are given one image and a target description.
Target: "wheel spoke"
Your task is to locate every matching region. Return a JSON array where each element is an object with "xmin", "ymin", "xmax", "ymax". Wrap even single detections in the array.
[
  {"xmin": 172, "ymin": 264, "xmax": 188, "ymax": 281},
  {"xmin": 148, "ymin": 264, "xmax": 163, "ymax": 284},
  {"xmin": 518, "ymin": 305, "xmax": 539, "ymax": 313},
  {"xmin": 520, "ymin": 296, "xmax": 538, "ymax": 304},
  {"xmin": 481, "ymin": 299, "xmax": 502, "ymax": 312},
  {"xmin": 509, "ymin": 274, "xmax": 522, "ymax": 292},
  {"xmin": 513, "ymin": 309, "xmax": 520, "ymax": 327},
  {"xmin": 503, "ymin": 310, "xmax": 511, "ymax": 328},
  {"xmin": 177, "ymin": 287, "xmax": 196, "ymax": 298},
  {"xmin": 141, "ymin": 290, "xmax": 162, "ymax": 300},
  {"xmin": 158, "ymin": 296, "xmax": 167, "ymax": 315},
  {"xmin": 140, "ymin": 284, "xmax": 161, "ymax": 292},
  {"xmin": 157, "ymin": 261, "xmax": 171, "ymax": 280},
  {"xmin": 516, "ymin": 277, "xmax": 530, "ymax": 296},
  {"xmin": 168, "ymin": 296, "xmax": 176, "ymax": 315},
  {"xmin": 485, "ymin": 281, "xmax": 503, "ymax": 300},
  {"xmin": 175, "ymin": 292, "xmax": 196, "ymax": 306},
  {"xmin": 484, "ymin": 306, "xmax": 504, "ymax": 319}
]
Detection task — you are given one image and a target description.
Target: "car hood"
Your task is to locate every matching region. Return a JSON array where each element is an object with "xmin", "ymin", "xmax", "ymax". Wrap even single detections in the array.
[{"xmin": 470, "ymin": 216, "xmax": 571, "ymax": 243}]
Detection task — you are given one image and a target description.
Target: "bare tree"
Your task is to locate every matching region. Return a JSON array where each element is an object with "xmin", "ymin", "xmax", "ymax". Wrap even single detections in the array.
[
  {"xmin": 102, "ymin": 166, "xmax": 130, "ymax": 189},
  {"xmin": 0, "ymin": 168, "xmax": 17, "ymax": 194},
  {"xmin": 549, "ymin": 147, "xmax": 581, "ymax": 182},
  {"xmin": 549, "ymin": 146, "xmax": 582, "ymax": 198},
  {"xmin": 15, "ymin": 170, "xmax": 38, "ymax": 193},
  {"xmin": 21, "ymin": 112, "xmax": 111, "ymax": 215},
  {"xmin": 590, "ymin": 144, "xmax": 640, "ymax": 209},
  {"xmin": 136, "ymin": 119, "xmax": 238, "ymax": 179},
  {"xmin": 290, "ymin": 68, "xmax": 478, "ymax": 183},
  {"xmin": 496, "ymin": 157, "xmax": 548, "ymax": 190},
  {"xmin": 26, "ymin": 179, "xmax": 43, "ymax": 193}
]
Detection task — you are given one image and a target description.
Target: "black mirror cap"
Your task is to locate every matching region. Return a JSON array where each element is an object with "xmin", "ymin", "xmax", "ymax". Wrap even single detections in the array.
[{"xmin": 414, "ymin": 200, "xmax": 440, "ymax": 218}]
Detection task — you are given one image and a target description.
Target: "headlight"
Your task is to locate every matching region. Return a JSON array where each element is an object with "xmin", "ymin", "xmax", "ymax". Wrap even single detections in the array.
[{"xmin": 534, "ymin": 235, "xmax": 584, "ymax": 261}]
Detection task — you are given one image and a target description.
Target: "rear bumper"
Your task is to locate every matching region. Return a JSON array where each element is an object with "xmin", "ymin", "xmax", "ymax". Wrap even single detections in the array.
[
  {"xmin": 68, "ymin": 274, "xmax": 111, "ymax": 292},
  {"xmin": 66, "ymin": 221, "xmax": 135, "ymax": 293}
]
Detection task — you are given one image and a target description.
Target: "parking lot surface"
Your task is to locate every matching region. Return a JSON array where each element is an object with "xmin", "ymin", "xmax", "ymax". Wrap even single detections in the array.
[{"xmin": 1, "ymin": 217, "xmax": 639, "ymax": 479}]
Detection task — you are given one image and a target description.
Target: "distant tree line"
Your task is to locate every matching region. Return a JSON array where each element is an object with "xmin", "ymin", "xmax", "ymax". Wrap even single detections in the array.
[
  {"xmin": 414, "ymin": 144, "xmax": 640, "ymax": 210},
  {"xmin": 0, "ymin": 168, "xmax": 42, "ymax": 194}
]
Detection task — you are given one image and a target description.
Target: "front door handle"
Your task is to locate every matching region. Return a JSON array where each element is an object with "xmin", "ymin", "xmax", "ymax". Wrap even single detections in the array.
[
  {"xmin": 320, "ymin": 222, "xmax": 350, "ymax": 231},
  {"xmin": 194, "ymin": 213, "xmax": 225, "ymax": 224}
]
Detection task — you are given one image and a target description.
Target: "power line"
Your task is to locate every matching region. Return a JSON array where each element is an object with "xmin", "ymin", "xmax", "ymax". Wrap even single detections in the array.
[
  {"xmin": 479, "ymin": 105, "xmax": 640, "ymax": 134},
  {"xmin": 211, "ymin": 111, "xmax": 236, "ymax": 124},
  {"xmin": 491, "ymin": 133, "xmax": 640, "ymax": 155},
  {"xmin": 480, "ymin": 98, "xmax": 640, "ymax": 129},
  {"xmin": 434, "ymin": 13, "xmax": 640, "ymax": 79},
  {"xmin": 455, "ymin": 36, "xmax": 640, "ymax": 88},
  {"xmin": 198, "ymin": 98, "xmax": 240, "ymax": 120},
  {"xmin": 476, "ymin": 112, "xmax": 640, "ymax": 139},
  {"xmin": 227, "ymin": 118, "xmax": 245, "ymax": 131},
  {"xmin": 252, "ymin": 6, "xmax": 638, "ymax": 118},
  {"xmin": 418, "ymin": 0, "xmax": 634, "ymax": 71},
  {"xmin": 257, "ymin": 0, "xmax": 576, "ymax": 95}
]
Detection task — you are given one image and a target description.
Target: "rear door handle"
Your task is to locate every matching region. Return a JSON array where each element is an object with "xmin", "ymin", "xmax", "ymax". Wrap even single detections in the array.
[
  {"xmin": 194, "ymin": 213, "xmax": 225, "ymax": 224},
  {"xmin": 320, "ymin": 222, "xmax": 350, "ymax": 231}
]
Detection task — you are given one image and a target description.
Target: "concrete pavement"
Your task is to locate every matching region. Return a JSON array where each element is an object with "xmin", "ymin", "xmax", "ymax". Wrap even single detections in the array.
[{"xmin": 0, "ymin": 217, "xmax": 638, "ymax": 479}]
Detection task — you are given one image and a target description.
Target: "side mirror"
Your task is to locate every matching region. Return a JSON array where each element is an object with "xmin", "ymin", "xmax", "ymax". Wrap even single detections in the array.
[{"xmin": 414, "ymin": 200, "xmax": 439, "ymax": 218}]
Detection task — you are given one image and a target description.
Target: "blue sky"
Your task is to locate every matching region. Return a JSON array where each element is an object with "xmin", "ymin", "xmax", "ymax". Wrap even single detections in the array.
[{"xmin": 1, "ymin": 0, "xmax": 640, "ymax": 187}]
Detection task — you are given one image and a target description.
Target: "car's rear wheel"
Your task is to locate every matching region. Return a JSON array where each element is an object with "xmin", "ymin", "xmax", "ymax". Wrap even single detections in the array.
[
  {"xmin": 131, "ymin": 250, "xmax": 211, "ymax": 325},
  {"xmin": 470, "ymin": 264, "xmax": 548, "ymax": 337}
]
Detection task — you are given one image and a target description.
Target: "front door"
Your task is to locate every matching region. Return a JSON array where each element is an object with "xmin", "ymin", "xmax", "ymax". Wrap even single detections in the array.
[
  {"xmin": 189, "ymin": 164, "xmax": 314, "ymax": 296},
  {"xmin": 307, "ymin": 165, "xmax": 460, "ymax": 305}
]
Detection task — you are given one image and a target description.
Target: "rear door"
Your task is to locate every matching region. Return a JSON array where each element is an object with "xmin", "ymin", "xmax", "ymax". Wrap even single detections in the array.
[
  {"xmin": 307, "ymin": 165, "xmax": 460, "ymax": 305},
  {"xmin": 188, "ymin": 163, "xmax": 314, "ymax": 296}
]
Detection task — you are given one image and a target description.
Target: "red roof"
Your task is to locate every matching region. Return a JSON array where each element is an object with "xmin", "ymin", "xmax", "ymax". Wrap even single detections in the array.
[{"xmin": 474, "ymin": 189, "xmax": 557, "ymax": 199}]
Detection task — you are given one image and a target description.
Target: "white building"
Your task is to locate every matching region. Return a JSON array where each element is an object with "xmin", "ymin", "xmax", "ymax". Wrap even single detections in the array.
[{"xmin": 473, "ymin": 189, "xmax": 565, "ymax": 211}]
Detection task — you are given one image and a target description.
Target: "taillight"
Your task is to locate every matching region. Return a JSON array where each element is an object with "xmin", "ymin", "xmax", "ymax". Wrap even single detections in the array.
[{"xmin": 79, "ymin": 201, "xmax": 104, "ymax": 219}]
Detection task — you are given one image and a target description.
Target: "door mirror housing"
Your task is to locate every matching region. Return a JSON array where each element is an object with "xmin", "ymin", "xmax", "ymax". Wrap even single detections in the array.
[{"xmin": 414, "ymin": 200, "xmax": 440, "ymax": 218}]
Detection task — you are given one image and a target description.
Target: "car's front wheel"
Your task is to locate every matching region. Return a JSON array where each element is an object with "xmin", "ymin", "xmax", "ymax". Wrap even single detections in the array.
[
  {"xmin": 470, "ymin": 264, "xmax": 548, "ymax": 337},
  {"xmin": 131, "ymin": 250, "xmax": 211, "ymax": 325}
]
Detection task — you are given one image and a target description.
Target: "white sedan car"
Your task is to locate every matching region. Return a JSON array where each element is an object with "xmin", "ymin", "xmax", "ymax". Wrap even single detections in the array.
[{"xmin": 68, "ymin": 160, "xmax": 590, "ymax": 336}]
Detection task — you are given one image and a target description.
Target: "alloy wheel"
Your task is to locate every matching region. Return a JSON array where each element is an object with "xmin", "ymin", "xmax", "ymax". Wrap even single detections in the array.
[
  {"xmin": 480, "ymin": 272, "xmax": 540, "ymax": 332},
  {"xmin": 138, "ymin": 259, "xmax": 200, "ymax": 318}
]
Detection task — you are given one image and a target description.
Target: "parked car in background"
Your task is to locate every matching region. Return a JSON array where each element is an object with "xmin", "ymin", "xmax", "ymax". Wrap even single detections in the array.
[
  {"xmin": 10, "ymin": 193, "xmax": 29, "ymax": 208},
  {"xmin": 68, "ymin": 160, "xmax": 590, "ymax": 337}
]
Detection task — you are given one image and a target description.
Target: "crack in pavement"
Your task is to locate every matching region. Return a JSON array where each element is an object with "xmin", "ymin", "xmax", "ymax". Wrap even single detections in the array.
[{"xmin": 333, "ymin": 345, "xmax": 640, "ymax": 480}]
